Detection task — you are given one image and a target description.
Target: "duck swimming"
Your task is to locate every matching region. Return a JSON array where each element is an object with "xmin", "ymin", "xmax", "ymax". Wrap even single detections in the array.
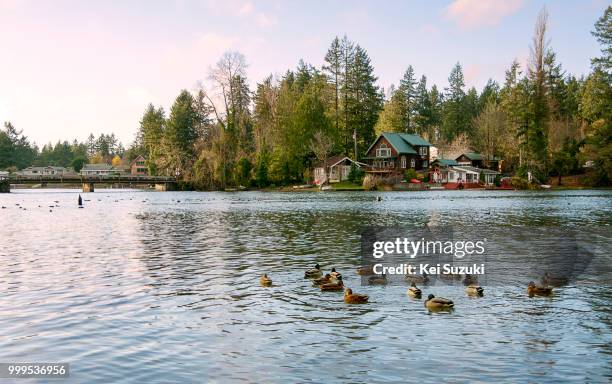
[
  {"xmin": 465, "ymin": 284, "xmax": 484, "ymax": 296},
  {"xmin": 407, "ymin": 282, "xmax": 422, "ymax": 298},
  {"xmin": 405, "ymin": 272, "xmax": 429, "ymax": 284},
  {"xmin": 304, "ymin": 263, "xmax": 322, "ymax": 278},
  {"xmin": 527, "ymin": 281, "xmax": 553, "ymax": 297},
  {"xmin": 344, "ymin": 288, "xmax": 369, "ymax": 304},
  {"xmin": 356, "ymin": 265, "xmax": 375, "ymax": 276},
  {"xmin": 320, "ymin": 276, "xmax": 344, "ymax": 291},
  {"xmin": 368, "ymin": 273, "xmax": 387, "ymax": 285},
  {"xmin": 462, "ymin": 274, "xmax": 478, "ymax": 286},
  {"xmin": 313, "ymin": 274, "xmax": 332, "ymax": 286},
  {"xmin": 260, "ymin": 274, "xmax": 272, "ymax": 287},
  {"xmin": 424, "ymin": 294, "xmax": 454, "ymax": 311}
]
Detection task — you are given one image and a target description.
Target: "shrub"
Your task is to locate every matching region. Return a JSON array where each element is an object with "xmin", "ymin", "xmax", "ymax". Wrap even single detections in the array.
[{"xmin": 404, "ymin": 168, "xmax": 418, "ymax": 181}]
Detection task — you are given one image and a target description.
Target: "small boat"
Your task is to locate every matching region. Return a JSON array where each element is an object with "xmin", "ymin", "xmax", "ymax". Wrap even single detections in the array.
[{"xmin": 321, "ymin": 185, "xmax": 333, "ymax": 191}]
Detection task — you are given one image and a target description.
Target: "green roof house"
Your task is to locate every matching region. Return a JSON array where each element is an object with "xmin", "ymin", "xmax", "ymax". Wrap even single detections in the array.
[{"xmin": 363, "ymin": 132, "xmax": 432, "ymax": 173}]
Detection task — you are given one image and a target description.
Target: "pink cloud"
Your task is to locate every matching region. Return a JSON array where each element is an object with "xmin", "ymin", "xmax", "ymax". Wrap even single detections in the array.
[{"xmin": 445, "ymin": 0, "xmax": 524, "ymax": 29}]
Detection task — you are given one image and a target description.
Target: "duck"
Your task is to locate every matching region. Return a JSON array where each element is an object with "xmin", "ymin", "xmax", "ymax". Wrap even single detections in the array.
[
  {"xmin": 541, "ymin": 272, "xmax": 569, "ymax": 287},
  {"xmin": 465, "ymin": 284, "xmax": 484, "ymax": 296},
  {"xmin": 313, "ymin": 273, "xmax": 332, "ymax": 286},
  {"xmin": 527, "ymin": 281, "xmax": 553, "ymax": 297},
  {"xmin": 330, "ymin": 267, "xmax": 342, "ymax": 281},
  {"xmin": 260, "ymin": 274, "xmax": 272, "ymax": 287},
  {"xmin": 368, "ymin": 273, "xmax": 387, "ymax": 285},
  {"xmin": 463, "ymin": 274, "xmax": 479, "ymax": 286},
  {"xmin": 356, "ymin": 265, "xmax": 375, "ymax": 276},
  {"xmin": 320, "ymin": 276, "xmax": 344, "ymax": 291},
  {"xmin": 407, "ymin": 282, "xmax": 422, "ymax": 298},
  {"xmin": 405, "ymin": 272, "xmax": 429, "ymax": 284},
  {"xmin": 344, "ymin": 288, "xmax": 369, "ymax": 304},
  {"xmin": 440, "ymin": 272, "xmax": 462, "ymax": 281},
  {"xmin": 424, "ymin": 294, "xmax": 454, "ymax": 311},
  {"xmin": 304, "ymin": 263, "xmax": 322, "ymax": 278}
]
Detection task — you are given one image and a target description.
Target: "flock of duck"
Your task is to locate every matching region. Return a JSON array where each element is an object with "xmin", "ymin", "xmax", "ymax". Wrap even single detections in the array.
[{"xmin": 260, "ymin": 264, "xmax": 558, "ymax": 312}]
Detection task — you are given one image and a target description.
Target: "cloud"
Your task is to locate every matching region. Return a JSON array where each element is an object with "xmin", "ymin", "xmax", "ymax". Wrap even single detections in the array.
[{"xmin": 445, "ymin": 0, "xmax": 524, "ymax": 29}]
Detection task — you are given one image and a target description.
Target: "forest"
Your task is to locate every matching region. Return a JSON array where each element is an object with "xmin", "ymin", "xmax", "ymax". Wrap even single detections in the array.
[{"xmin": 1, "ymin": 7, "xmax": 610, "ymax": 188}]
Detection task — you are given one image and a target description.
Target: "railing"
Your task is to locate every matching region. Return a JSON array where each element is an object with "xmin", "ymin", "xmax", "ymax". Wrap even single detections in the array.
[{"xmin": 8, "ymin": 174, "xmax": 175, "ymax": 183}]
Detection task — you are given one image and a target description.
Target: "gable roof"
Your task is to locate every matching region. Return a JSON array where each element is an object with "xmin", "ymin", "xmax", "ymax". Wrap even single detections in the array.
[
  {"xmin": 315, "ymin": 155, "xmax": 366, "ymax": 169},
  {"xmin": 130, "ymin": 155, "xmax": 146, "ymax": 166},
  {"xmin": 432, "ymin": 158, "xmax": 458, "ymax": 166},
  {"xmin": 366, "ymin": 132, "xmax": 431, "ymax": 156},
  {"xmin": 82, "ymin": 163, "xmax": 113, "ymax": 171}
]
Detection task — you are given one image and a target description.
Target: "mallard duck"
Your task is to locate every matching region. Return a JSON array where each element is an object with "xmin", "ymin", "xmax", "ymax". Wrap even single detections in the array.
[
  {"xmin": 424, "ymin": 294, "xmax": 454, "ymax": 311},
  {"xmin": 368, "ymin": 273, "xmax": 387, "ymax": 285},
  {"xmin": 440, "ymin": 272, "xmax": 461, "ymax": 281},
  {"xmin": 357, "ymin": 265, "xmax": 375, "ymax": 276},
  {"xmin": 260, "ymin": 274, "xmax": 272, "ymax": 287},
  {"xmin": 344, "ymin": 288, "xmax": 369, "ymax": 304},
  {"xmin": 527, "ymin": 281, "xmax": 553, "ymax": 297},
  {"xmin": 541, "ymin": 272, "xmax": 569, "ymax": 287},
  {"xmin": 407, "ymin": 282, "xmax": 422, "ymax": 298},
  {"xmin": 313, "ymin": 273, "xmax": 332, "ymax": 286},
  {"xmin": 405, "ymin": 273, "xmax": 429, "ymax": 284},
  {"xmin": 463, "ymin": 274, "xmax": 478, "ymax": 286},
  {"xmin": 330, "ymin": 267, "xmax": 341, "ymax": 279},
  {"xmin": 465, "ymin": 284, "xmax": 484, "ymax": 296},
  {"xmin": 320, "ymin": 276, "xmax": 344, "ymax": 291},
  {"xmin": 304, "ymin": 263, "xmax": 322, "ymax": 278}
]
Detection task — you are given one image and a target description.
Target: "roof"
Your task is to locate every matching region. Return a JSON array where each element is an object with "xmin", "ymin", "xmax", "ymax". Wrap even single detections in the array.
[
  {"xmin": 453, "ymin": 165, "xmax": 499, "ymax": 174},
  {"xmin": 130, "ymin": 155, "xmax": 146, "ymax": 166},
  {"xmin": 432, "ymin": 158, "xmax": 458, "ymax": 166},
  {"xmin": 315, "ymin": 155, "xmax": 365, "ymax": 168},
  {"xmin": 82, "ymin": 163, "xmax": 113, "ymax": 171},
  {"xmin": 365, "ymin": 132, "xmax": 431, "ymax": 156},
  {"xmin": 458, "ymin": 152, "xmax": 501, "ymax": 161}
]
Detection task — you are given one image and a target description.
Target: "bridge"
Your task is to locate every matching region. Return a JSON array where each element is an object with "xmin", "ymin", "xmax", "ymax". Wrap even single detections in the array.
[{"xmin": 2, "ymin": 174, "xmax": 177, "ymax": 193}]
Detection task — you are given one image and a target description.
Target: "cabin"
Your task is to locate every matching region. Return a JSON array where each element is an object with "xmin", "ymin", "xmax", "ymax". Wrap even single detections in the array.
[
  {"xmin": 313, "ymin": 155, "xmax": 365, "ymax": 185},
  {"xmin": 80, "ymin": 163, "xmax": 116, "ymax": 176},
  {"xmin": 456, "ymin": 152, "xmax": 501, "ymax": 171},
  {"xmin": 363, "ymin": 132, "xmax": 432, "ymax": 174},
  {"xmin": 130, "ymin": 155, "xmax": 147, "ymax": 175},
  {"xmin": 429, "ymin": 159, "xmax": 458, "ymax": 183}
]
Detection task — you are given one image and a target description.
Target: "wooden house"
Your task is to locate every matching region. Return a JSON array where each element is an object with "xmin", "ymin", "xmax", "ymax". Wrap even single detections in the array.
[
  {"xmin": 313, "ymin": 155, "xmax": 365, "ymax": 185},
  {"xmin": 363, "ymin": 132, "xmax": 432, "ymax": 174},
  {"xmin": 130, "ymin": 155, "xmax": 147, "ymax": 175},
  {"xmin": 456, "ymin": 152, "xmax": 501, "ymax": 171}
]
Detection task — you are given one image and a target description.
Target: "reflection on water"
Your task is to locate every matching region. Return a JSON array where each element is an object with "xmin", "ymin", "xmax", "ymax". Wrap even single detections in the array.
[{"xmin": 0, "ymin": 189, "xmax": 611, "ymax": 383}]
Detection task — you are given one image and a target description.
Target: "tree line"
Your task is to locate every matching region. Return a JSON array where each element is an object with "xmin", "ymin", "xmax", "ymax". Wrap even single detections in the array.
[{"xmin": 2, "ymin": 6, "xmax": 610, "ymax": 186}]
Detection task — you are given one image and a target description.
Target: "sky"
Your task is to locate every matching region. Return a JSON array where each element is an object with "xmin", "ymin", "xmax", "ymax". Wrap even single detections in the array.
[{"xmin": 0, "ymin": 0, "xmax": 608, "ymax": 147}]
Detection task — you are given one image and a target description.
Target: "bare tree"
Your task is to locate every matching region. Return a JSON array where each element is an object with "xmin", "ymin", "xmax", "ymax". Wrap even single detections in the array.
[
  {"xmin": 207, "ymin": 51, "xmax": 248, "ymax": 129},
  {"xmin": 310, "ymin": 130, "xmax": 334, "ymax": 188}
]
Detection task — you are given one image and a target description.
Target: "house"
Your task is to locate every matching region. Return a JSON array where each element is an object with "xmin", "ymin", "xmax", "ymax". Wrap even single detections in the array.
[
  {"xmin": 17, "ymin": 166, "xmax": 70, "ymax": 177},
  {"xmin": 130, "ymin": 155, "xmax": 147, "ymax": 175},
  {"xmin": 81, "ymin": 163, "xmax": 115, "ymax": 176},
  {"xmin": 456, "ymin": 152, "xmax": 501, "ymax": 171},
  {"xmin": 313, "ymin": 155, "xmax": 366, "ymax": 185},
  {"xmin": 429, "ymin": 159, "xmax": 458, "ymax": 183},
  {"xmin": 363, "ymin": 132, "xmax": 432, "ymax": 174}
]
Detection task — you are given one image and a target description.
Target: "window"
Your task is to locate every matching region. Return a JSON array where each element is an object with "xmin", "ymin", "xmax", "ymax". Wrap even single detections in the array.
[
  {"xmin": 410, "ymin": 158, "xmax": 415, "ymax": 168},
  {"xmin": 401, "ymin": 156, "xmax": 406, "ymax": 168},
  {"xmin": 376, "ymin": 143, "xmax": 391, "ymax": 158},
  {"xmin": 419, "ymin": 147, "xmax": 427, "ymax": 156},
  {"xmin": 423, "ymin": 160, "xmax": 428, "ymax": 168}
]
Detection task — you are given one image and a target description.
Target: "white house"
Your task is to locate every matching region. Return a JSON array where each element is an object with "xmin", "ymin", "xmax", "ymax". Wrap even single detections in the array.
[
  {"xmin": 313, "ymin": 155, "xmax": 366, "ymax": 185},
  {"xmin": 17, "ymin": 166, "xmax": 71, "ymax": 177},
  {"xmin": 80, "ymin": 163, "xmax": 115, "ymax": 176}
]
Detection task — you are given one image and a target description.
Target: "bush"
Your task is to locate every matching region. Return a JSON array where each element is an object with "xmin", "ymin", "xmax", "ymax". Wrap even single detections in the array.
[
  {"xmin": 348, "ymin": 163, "xmax": 365, "ymax": 183},
  {"xmin": 494, "ymin": 174, "xmax": 502, "ymax": 187},
  {"xmin": 404, "ymin": 168, "xmax": 418, "ymax": 181},
  {"xmin": 363, "ymin": 174, "xmax": 381, "ymax": 190}
]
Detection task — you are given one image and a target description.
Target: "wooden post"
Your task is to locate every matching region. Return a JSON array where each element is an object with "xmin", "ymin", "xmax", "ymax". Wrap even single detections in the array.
[{"xmin": 82, "ymin": 182, "xmax": 95, "ymax": 192}]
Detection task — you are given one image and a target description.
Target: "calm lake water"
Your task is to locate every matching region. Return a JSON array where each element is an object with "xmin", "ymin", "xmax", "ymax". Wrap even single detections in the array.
[{"xmin": 0, "ymin": 189, "xmax": 610, "ymax": 383}]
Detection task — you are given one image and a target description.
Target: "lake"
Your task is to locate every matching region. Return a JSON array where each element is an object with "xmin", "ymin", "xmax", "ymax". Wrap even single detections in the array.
[{"xmin": 0, "ymin": 189, "xmax": 610, "ymax": 383}]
